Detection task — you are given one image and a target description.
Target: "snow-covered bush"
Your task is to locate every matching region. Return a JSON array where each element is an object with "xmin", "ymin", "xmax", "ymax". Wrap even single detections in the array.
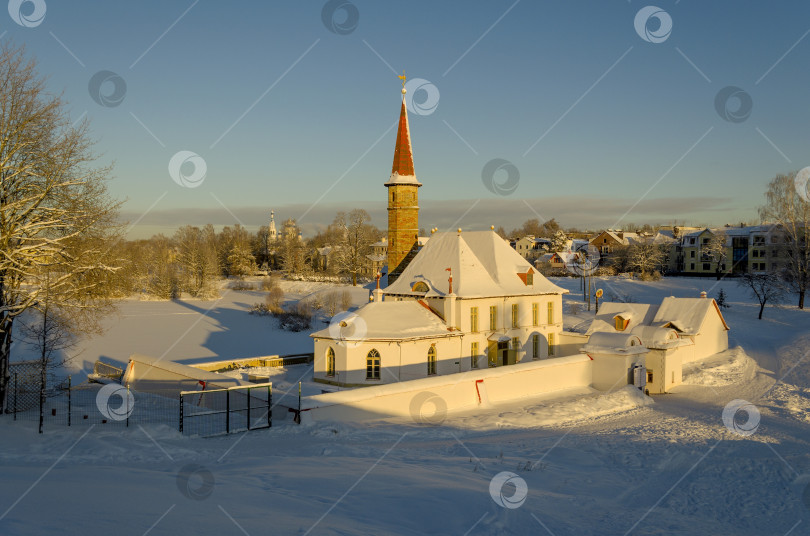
[
  {"xmin": 275, "ymin": 302, "xmax": 312, "ymax": 332},
  {"xmin": 230, "ymin": 281, "xmax": 255, "ymax": 291}
]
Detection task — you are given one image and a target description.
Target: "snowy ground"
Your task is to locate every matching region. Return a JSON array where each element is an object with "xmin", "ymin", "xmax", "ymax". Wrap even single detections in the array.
[{"xmin": 2, "ymin": 276, "xmax": 810, "ymax": 535}]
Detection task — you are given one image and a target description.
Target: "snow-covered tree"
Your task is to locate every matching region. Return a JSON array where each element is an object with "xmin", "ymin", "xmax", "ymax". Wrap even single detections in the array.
[
  {"xmin": 175, "ymin": 225, "xmax": 220, "ymax": 297},
  {"xmin": 759, "ymin": 171, "xmax": 810, "ymax": 309},
  {"xmin": 280, "ymin": 221, "xmax": 306, "ymax": 275},
  {"xmin": 629, "ymin": 239, "xmax": 666, "ymax": 277},
  {"xmin": 0, "ymin": 44, "xmax": 122, "ymax": 411},
  {"xmin": 332, "ymin": 209, "xmax": 375, "ymax": 286},
  {"xmin": 144, "ymin": 235, "xmax": 178, "ymax": 299},
  {"xmin": 218, "ymin": 225, "xmax": 257, "ymax": 278},
  {"xmin": 550, "ymin": 230, "xmax": 568, "ymax": 252},
  {"xmin": 703, "ymin": 230, "xmax": 728, "ymax": 280}
]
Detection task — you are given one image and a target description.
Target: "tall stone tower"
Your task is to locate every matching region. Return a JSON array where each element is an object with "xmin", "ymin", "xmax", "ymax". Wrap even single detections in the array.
[{"xmin": 386, "ymin": 84, "xmax": 421, "ymax": 284}]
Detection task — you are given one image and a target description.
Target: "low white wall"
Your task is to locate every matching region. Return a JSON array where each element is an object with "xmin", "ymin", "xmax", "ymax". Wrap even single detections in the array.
[
  {"xmin": 300, "ymin": 354, "xmax": 593, "ymax": 423},
  {"xmin": 558, "ymin": 331, "xmax": 589, "ymax": 356}
]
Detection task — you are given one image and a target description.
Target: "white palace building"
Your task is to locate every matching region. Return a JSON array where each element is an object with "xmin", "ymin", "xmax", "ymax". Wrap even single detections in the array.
[
  {"xmin": 309, "ymin": 83, "xmax": 729, "ymax": 396},
  {"xmin": 311, "ymin": 82, "xmax": 569, "ymax": 387},
  {"xmin": 311, "ymin": 229, "xmax": 568, "ymax": 386}
]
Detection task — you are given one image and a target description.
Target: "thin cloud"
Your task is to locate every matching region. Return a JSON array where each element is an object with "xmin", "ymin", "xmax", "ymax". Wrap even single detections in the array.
[{"xmin": 120, "ymin": 195, "xmax": 743, "ymax": 239}]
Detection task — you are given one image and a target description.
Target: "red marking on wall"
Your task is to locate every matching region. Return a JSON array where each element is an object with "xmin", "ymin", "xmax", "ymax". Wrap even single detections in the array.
[{"xmin": 475, "ymin": 379, "xmax": 484, "ymax": 404}]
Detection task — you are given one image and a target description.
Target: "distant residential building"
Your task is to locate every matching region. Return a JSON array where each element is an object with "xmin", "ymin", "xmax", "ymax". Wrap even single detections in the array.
[
  {"xmin": 514, "ymin": 235, "xmax": 551, "ymax": 259},
  {"xmin": 669, "ymin": 224, "xmax": 789, "ymax": 276}
]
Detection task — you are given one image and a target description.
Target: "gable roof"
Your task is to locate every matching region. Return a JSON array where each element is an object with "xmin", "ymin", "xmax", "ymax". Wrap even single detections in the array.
[
  {"xmin": 385, "ymin": 230, "xmax": 567, "ymax": 298},
  {"xmin": 584, "ymin": 297, "xmax": 730, "ymax": 336},
  {"xmin": 652, "ymin": 297, "xmax": 730, "ymax": 335}
]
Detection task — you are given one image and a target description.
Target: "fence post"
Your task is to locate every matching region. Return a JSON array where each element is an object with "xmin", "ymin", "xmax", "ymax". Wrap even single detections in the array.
[
  {"xmin": 298, "ymin": 381, "xmax": 301, "ymax": 420},
  {"xmin": 13, "ymin": 372, "xmax": 17, "ymax": 421},
  {"xmin": 39, "ymin": 374, "xmax": 43, "ymax": 434},
  {"xmin": 247, "ymin": 386, "xmax": 251, "ymax": 431},
  {"xmin": 268, "ymin": 384, "xmax": 272, "ymax": 429},
  {"xmin": 126, "ymin": 383, "xmax": 130, "ymax": 428},
  {"xmin": 179, "ymin": 393, "xmax": 184, "ymax": 434},
  {"xmin": 225, "ymin": 388, "xmax": 230, "ymax": 435},
  {"xmin": 67, "ymin": 376, "xmax": 71, "ymax": 427}
]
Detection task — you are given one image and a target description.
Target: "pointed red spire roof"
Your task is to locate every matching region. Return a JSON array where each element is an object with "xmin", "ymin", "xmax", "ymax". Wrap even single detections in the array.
[{"xmin": 386, "ymin": 90, "xmax": 421, "ymax": 187}]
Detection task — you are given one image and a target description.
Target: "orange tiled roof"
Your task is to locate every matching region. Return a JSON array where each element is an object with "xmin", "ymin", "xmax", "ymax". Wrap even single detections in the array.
[{"xmin": 391, "ymin": 98, "xmax": 415, "ymax": 176}]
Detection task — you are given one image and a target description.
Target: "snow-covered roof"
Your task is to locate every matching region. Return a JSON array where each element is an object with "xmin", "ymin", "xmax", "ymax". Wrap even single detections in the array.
[
  {"xmin": 366, "ymin": 254, "xmax": 386, "ymax": 262},
  {"xmin": 310, "ymin": 301, "xmax": 458, "ymax": 341},
  {"xmin": 584, "ymin": 302, "xmax": 659, "ymax": 335},
  {"xmin": 583, "ymin": 297, "xmax": 729, "ymax": 337},
  {"xmin": 629, "ymin": 326, "xmax": 685, "ymax": 349},
  {"xmin": 651, "ymin": 231, "xmax": 676, "ymax": 245},
  {"xmin": 718, "ymin": 224, "xmax": 775, "ymax": 236},
  {"xmin": 652, "ymin": 297, "xmax": 729, "ymax": 335},
  {"xmin": 680, "ymin": 228, "xmax": 711, "ymax": 239},
  {"xmin": 123, "ymin": 353, "xmax": 249, "ymax": 389},
  {"xmin": 384, "ymin": 230, "xmax": 567, "ymax": 298},
  {"xmin": 581, "ymin": 332, "xmax": 647, "ymax": 355}
]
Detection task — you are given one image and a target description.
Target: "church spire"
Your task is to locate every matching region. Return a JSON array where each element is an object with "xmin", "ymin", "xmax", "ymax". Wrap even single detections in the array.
[
  {"xmin": 386, "ymin": 76, "xmax": 422, "ymax": 285},
  {"xmin": 385, "ymin": 80, "xmax": 421, "ymax": 187}
]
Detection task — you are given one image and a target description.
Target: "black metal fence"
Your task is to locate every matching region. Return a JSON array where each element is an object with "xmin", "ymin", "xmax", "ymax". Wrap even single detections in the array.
[
  {"xmin": 9, "ymin": 374, "xmax": 180, "ymax": 430},
  {"xmin": 6, "ymin": 366, "xmax": 272, "ymax": 437},
  {"xmin": 180, "ymin": 384, "xmax": 272, "ymax": 437}
]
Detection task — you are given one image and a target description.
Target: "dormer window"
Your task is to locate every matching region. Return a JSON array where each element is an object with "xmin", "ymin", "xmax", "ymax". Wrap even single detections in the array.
[
  {"xmin": 517, "ymin": 269, "xmax": 534, "ymax": 286},
  {"xmin": 411, "ymin": 281, "xmax": 429, "ymax": 293}
]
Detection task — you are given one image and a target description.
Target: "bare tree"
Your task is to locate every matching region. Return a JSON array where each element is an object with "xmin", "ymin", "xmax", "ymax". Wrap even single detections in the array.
[
  {"xmin": 759, "ymin": 171, "xmax": 810, "ymax": 309},
  {"xmin": 629, "ymin": 239, "xmax": 666, "ymax": 277},
  {"xmin": 333, "ymin": 209, "xmax": 375, "ymax": 286},
  {"xmin": 0, "ymin": 44, "xmax": 122, "ymax": 411},
  {"xmin": 703, "ymin": 229, "xmax": 728, "ymax": 280},
  {"xmin": 739, "ymin": 272, "xmax": 785, "ymax": 319},
  {"xmin": 20, "ymin": 268, "xmax": 90, "ymax": 433}
]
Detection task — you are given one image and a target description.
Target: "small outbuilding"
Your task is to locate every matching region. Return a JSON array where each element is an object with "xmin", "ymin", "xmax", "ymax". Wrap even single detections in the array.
[{"xmin": 581, "ymin": 332, "xmax": 648, "ymax": 391}]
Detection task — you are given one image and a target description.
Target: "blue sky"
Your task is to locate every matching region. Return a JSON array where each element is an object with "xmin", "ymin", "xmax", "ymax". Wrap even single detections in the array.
[{"xmin": 5, "ymin": 1, "xmax": 810, "ymax": 237}]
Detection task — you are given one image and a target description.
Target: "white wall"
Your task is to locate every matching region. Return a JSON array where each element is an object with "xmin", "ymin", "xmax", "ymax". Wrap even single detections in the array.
[
  {"xmin": 301, "ymin": 354, "xmax": 593, "ymax": 423},
  {"xmin": 645, "ymin": 347, "xmax": 685, "ymax": 394},
  {"xmin": 689, "ymin": 312, "xmax": 729, "ymax": 362},
  {"xmin": 314, "ymin": 336, "xmax": 464, "ymax": 385},
  {"xmin": 589, "ymin": 352, "xmax": 646, "ymax": 391},
  {"xmin": 314, "ymin": 293, "xmax": 565, "ymax": 385},
  {"xmin": 558, "ymin": 331, "xmax": 589, "ymax": 357}
]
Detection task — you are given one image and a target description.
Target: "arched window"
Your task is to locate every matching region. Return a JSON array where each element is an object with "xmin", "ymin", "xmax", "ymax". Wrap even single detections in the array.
[
  {"xmin": 326, "ymin": 347, "xmax": 335, "ymax": 377},
  {"xmin": 427, "ymin": 345, "xmax": 437, "ymax": 375},
  {"xmin": 412, "ymin": 281, "xmax": 429, "ymax": 293},
  {"xmin": 366, "ymin": 349, "xmax": 380, "ymax": 380}
]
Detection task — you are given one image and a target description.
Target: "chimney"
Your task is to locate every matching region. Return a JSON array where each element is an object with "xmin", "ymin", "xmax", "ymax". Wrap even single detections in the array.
[{"xmin": 372, "ymin": 271, "xmax": 384, "ymax": 302}]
